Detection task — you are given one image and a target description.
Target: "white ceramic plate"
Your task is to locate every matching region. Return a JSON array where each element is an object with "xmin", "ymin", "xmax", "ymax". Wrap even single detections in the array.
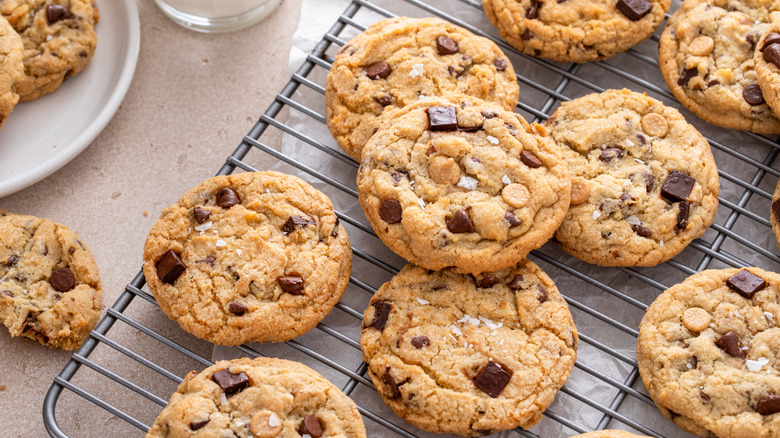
[{"xmin": 0, "ymin": 0, "xmax": 140, "ymax": 198}]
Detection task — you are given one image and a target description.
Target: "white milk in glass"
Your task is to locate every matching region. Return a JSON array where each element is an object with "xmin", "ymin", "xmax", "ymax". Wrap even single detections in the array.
[{"xmin": 155, "ymin": 0, "xmax": 281, "ymax": 32}]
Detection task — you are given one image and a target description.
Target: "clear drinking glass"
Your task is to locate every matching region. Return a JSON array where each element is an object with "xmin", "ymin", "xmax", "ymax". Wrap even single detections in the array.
[{"xmin": 154, "ymin": 0, "xmax": 282, "ymax": 33}]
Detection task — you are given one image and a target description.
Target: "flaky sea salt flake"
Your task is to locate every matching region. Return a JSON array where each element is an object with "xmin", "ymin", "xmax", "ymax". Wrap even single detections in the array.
[
  {"xmin": 487, "ymin": 136, "xmax": 499, "ymax": 144},
  {"xmin": 268, "ymin": 413, "xmax": 281, "ymax": 427},
  {"xmin": 195, "ymin": 221, "xmax": 213, "ymax": 233},
  {"xmin": 502, "ymin": 175, "xmax": 511, "ymax": 185},
  {"xmin": 592, "ymin": 210, "xmax": 601, "ymax": 220},
  {"xmin": 416, "ymin": 298, "xmax": 429, "ymax": 305},
  {"xmin": 216, "ymin": 239, "xmax": 227, "ymax": 247},
  {"xmin": 457, "ymin": 176, "xmax": 478, "ymax": 190},
  {"xmin": 746, "ymin": 357, "xmax": 769, "ymax": 372},
  {"xmin": 410, "ymin": 63, "xmax": 424, "ymax": 78}
]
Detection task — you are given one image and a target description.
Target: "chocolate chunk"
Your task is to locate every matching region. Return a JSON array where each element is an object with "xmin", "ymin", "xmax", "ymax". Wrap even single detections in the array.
[
  {"xmin": 68, "ymin": 247, "xmax": 75, "ymax": 255},
  {"xmin": 763, "ymin": 42, "xmax": 780, "ymax": 69},
  {"xmin": 707, "ymin": 79, "xmax": 720, "ymax": 87},
  {"xmin": 278, "ymin": 276, "xmax": 305, "ymax": 295},
  {"xmin": 631, "ymin": 224, "xmax": 652, "ymax": 237},
  {"xmin": 193, "ymin": 206, "xmax": 211, "ymax": 224},
  {"xmin": 747, "ymin": 32, "xmax": 760, "ymax": 49},
  {"xmin": 520, "ymin": 150, "xmax": 543, "ymax": 168},
  {"xmin": 763, "ymin": 33, "xmax": 780, "ymax": 50},
  {"xmin": 46, "ymin": 4, "xmax": 73, "ymax": 25},
  {"xmin": 448, "ymin": 65, "xmax": 465, "ymax": 77},
  {"xmin": 661, "ymin": 170, "xmax": 695, "ymax": 202},
  {"xmin": 228, "ymin": 301, "xmax": 248, "ymax": 316},
  {"xmin": 2, "ymin": 254, "xmax": 18, "ymax": 266},
  {"xmin": 494, "ymin": 59, "xmax": 507, "ymax": 71},
  {"xmin": 366, "ymin": 62, "xmax": 390, "ymax": 79},
  {"xmin": 677, "ymin": 67, "xmax": 698, "ymax": 87},
  {"xmin": 507, "ymin": 274, "xmax": 523, "ymax": 290},
  {"xmin": 526, "ymin": 0, "xmax": 540, "ymax": 19},
  {"xmin": 677, "ymin": 201, "xmax": 690, "ymax": 229},
  {"xmin": 299, "ymin": 415, "xmax": 323, "ymax": 437},
  {"xmin": 211, "ymin": 369, "xmax": 249, "ymax": 395},
  {"xmin": 521, "ymin": 29, "xmax": 533, "ymax": 40},
  {"xmin": 599, "ymin": 147, "xmax": 625, "ymax": 163},
  {"xmin": 370, "ymin": 301, "xmax": 391, "ymax": 331},
  {"xmin": 714, "ymin": 331, "xmax": 744, "ymax": 358},
  {"xmin": 726, "ymin": 269, "xmax": 767, "ymax": 299},
  {"xmin": 757, "ymin": 395, "xmax": 780, "ymax": 415},
  {"xmin": 447, "ymin": 210, "xmax": 474, "ymax": 233},
  {"xmin": 436, "ymin": 35, "xmax": 459, "ymax": 55},
  {"xmin": 1, "ymin": 290, "xmax": 13, "ymax": 298},
  {"xmin": 773, "ymin": 199, "xmax": 780, "ymax": 221},
  {"xmin": 216, "ymin": 188, "xmax": 240, "ymax": 209},
  {"xmin": 616, "ymin": 0, "xmax": 652, "ymax": 20},
  {"xmin": 379, "ymin": 199, "xmax": 402, "ymax": 224},
  {"xmin": 428, "ymin": 106, "xmax": 458, "ymax": 131},
  {"xmin": 375, "ymin": 94, "xmax": 393, "ymax": 106},
  {"xmin": 700, "ymin": 391, "xmax": 710, "ymax": 402},
  {"xmin": 383, "ymin": 367, "xmax": 401, "ymax": 399},
  {"xmin": 282, "ymin": 215, "xmax": 315, "ymax": 234},
  {"xmin": 620, "ymin": 192, "xmax": 635, "ymax": 203},
  {"xmin": 197, "ymin": 256, "xmax": 216, "ymax": 265},
  {"xmin": 50, "ymin": 267, "xmax": 76, "ymax": 292},
  {"xmin": 411, "ymin": 336, "xmax": 430, "ymax": 349},
  {"xmin": 330, "ymin": 218, "xmax": 340, "ymax": 238},
  {"xmin": 475, "ymin": 275, "xmax": 500, "ymax": 288},
  {"xmin": 743, "ymin": 84, "xmax": 765, "ymax": 105},
  {"xmin": 504, "ymin": 211, "xmax": 522, "ymax": 228},
  {"xmin": 474, "ymin": 361, "xmax": 512, "ymax": 398},
  {"xmin": 645, "ymin": 174, "xmax": 655, "ymax": 193},
  {"xmin": 481, "ymin": 111, "xmax": 498, "ymax": 119},
  {"xmin": 537, "ymin": 284, "xmax": 548, "ymax": 303},
  {"xmin": 190, "ymin": 419, "xmax": 209, "ymax": 430},
  {"xmin": 156, "ymin": 250, "xmax": 186, "ymax": 285}
]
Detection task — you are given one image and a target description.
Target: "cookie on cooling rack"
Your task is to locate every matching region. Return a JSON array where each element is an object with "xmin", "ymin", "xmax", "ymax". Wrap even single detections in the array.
[
  {"xmin": 1, "ymin": 0, "xmax": 98, "ymax": 102},
  {"xmin": 545, "ymin": 89, "xmax": 719, "ymax": 267},
  {"xmin": 326, "ymin": 16, "xmax": 519, "ymax": 161},
  {"xmin": 658, "ymin": 0, "xmax": 780, "ymax": 133},
  {"xmin": 356, "ymin": 95, "xmax": 570, "ymax": 275},
  {"xmin": 146, "ymin": 357, "xmax": 367, "ymax": 438},
  {"xmin": 572, "ymin": 432, "xmax": 650, "ymax": 438},
  {"xmin": 142, "ymin": 171, "xmax": 351, "ymax": 346},
  {"xmin": 0, "ymin": 210, "xmax": 102, "ymax": 350},
  {"xmin": 755, "ymin": 19, "xmax": 780, "ymax": 118},
  {"xmin": 481, "ymin": 0, "xmax": 670, "ymax": 63},
  {"xmin": 637, "ymin": 267, "xmax": 780, "ymax": 438},
  {"xmin": 0, "ymin": 14, "xmax": 23, "ymax": 130},
  {"xmin": 360, "ymin": 261, "xmax": 578, "ymax": 436}
]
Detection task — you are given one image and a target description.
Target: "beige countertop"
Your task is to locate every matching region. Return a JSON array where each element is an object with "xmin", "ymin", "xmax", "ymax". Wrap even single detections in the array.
[{"xmin": 0, "ymin": 0, "xmax": 302, "ymax": 435}]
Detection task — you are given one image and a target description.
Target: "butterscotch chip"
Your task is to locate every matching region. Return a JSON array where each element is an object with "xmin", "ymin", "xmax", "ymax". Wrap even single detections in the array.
[
  {"xmin": 250, "ymin": 410, "xmax": 283, "ymax": 437},
  {"xmin": 687, "ymin": 35, "xmax": 714, "ymax": 56},
  {"xmin": 681, "ymin": 307, "xmax": 710, "ymax": 332},
  {"xmin": 641, "ymin": 113, "xmax": 669, "ymax": 137},
  {"xmin": 501, "ymin": 183, "xmax": 530, "ymax": 208},
  {"xmin": 570, "ymin": 178, "xmax": 590, "ymax": 206},
  {"xmin": 428, "ymin": 156, "xmax": 461, "ymax": 185}
]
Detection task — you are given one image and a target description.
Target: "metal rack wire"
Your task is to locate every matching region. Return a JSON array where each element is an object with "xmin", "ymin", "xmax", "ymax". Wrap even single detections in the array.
[{"xmin": 44, "ymin": 0, "xmax": 780, "ymax": 436}]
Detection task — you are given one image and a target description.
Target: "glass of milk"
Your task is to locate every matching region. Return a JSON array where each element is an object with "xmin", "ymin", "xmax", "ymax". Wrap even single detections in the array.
[{"xmin": 155, "ymin": 0, "xmax": 282, "ymax": 33}]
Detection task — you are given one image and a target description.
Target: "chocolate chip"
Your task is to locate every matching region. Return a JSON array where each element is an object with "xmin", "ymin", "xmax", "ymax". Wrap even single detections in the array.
[
  {"xmin": 193, "ymin": 206, "xmax": 211, "ymax": 224},
  {"xmin": 677, "ymin": 67, "xmax": 698, "ymax": 87},
  {"xmin": 474, "ymin": 361, "xmax": 512, "ymax": 398},
  {"xmin": 383, "ymin": 367, "xmax": 401, "ymax": 399},
  {"xmin": 2, "ymin": 255, "xmax": 18, "ymax": 266},
  {"xmin": 156, "ymin": 250, "xmax": 186, "ymax": 285},
  {"xmin": 68, "ymin": 247, "xmax": 75, "ymax": 255},
  {"xmin": 762, "ymin": 33, "xmax": 780, "ymax": 51},
  {"xmin": 379, "ymin": 199, "xmax": 402, "ymax": 224},
  {"xmin": 620, "ymin": 192, "xmax": 635, "ymax": 203},
  {"xmin": 616, "ymin": 0, "xmax": 652, "ymax": 20},
  {"xmin": 520, "ymin": 150, "xmax": 543, "ymax": 168},
  {"xmin": 726, "ymin": 269, "xmax": 767, "ymax": 299},
  {"xmin": 51, "ymin": 267, "xmax": 76, "ymax": 292},
  {"xmin": 507, "ymin": 275, "xmax": 523, "ymax": 290},
  {"xmin": 599, "ymin": 147, "xmax": 625, "ymax": 163},
  {"xmin": 436, "ymin": 35, "xmax": 459, "ymax": 55},
  {"xmin": 481, "ymin": 111, "xmax": 498, "ymax": 119},
  {"xmin": 190, "ymin": 419, "xmax": 209, "ymax": 430},
  {"xmin": 211, "ymin": 369, "xmax": 249, "ymax": 395},
  {"xmin": 370, "ymin": 301, "xmax": 391, "ymax": 331},
  {"xmin": 661, "ymin": 170, "xmax": 695, "ymax": 202},
  {"xmin": 504, "ymin": 211, "xmax": 522, "ymax": 228},
  {"xmin": 197, "ymin": 256, "xmax": 216, "ymax": 265},
  {"xmin": 757, "ymin": 395, "xmax": 780, "ymax": 415},
  {"xmin": 278, "ymin": 276, "xmax": 304, "ymax": 295},
  {"xmin": 645, "ymin": 174, "xmax": 655, "ymax": 193},
  {"xmin": 707, "ymin": 79, "xmax": 720, "ymax": 87},
  {"xmin": 526, "ymin": 0, "xmax": 540, "ymax": 19},
  {"xmin": 375, "ymin": 94, "xmax": 393, "ymax": 106},
  {"xmin": 448, "ymin": 65, "xmax": 464, "ymax": 77},
  {"xmin": 447, "ymin": 210, "xmax": 474, "ymax": 233},
  {"xmin": 743, "ymin": 84, "xmax": 765, "ymax": 105},
  {"xmin": 411, "ymin": 336, "xmax": 430, "ymax": 349},
  {"xmin": 677, "ymin": 201, "xmax": 690, "ymax": 229},
  {"xmin": 537, "ymin": 284, "xmax": 548, "ymax": 303},
  {"xmin": 714, "ymin": 331, "xmax": 744, "ymax": 358},
  {"xmin": 282, "ymin": 215, "xmax": 316, "ymax": 234},
  {"xmin": 700, "ymin": 391, "xmax": 710, "ymax": 402},
  {"xmin": 773, "ymin": 199, "xmax": 780, "ymax": 221},
  {"xmin": 298, "ymin": 415, "xmax": 323, "ymax": 437},
  {"xmin": 428, "ymin": 106, "xmax": 458, "ymax": 131},
  {"xmin": 746, "ymin": 32, "xmax": 760, "ymax": 49},
  {"xmin": 521, "ymin": 29, "xmax": 533, "ymax": 40},
  {"xmin": 330, "ymin": 218, "xmax": 340, "ymax": 238},
  {"xmin": 1, "ymin": 290, "xmax": 13, "ymax": 298},
  {"xmin": 475, "ymin": 275, "xmax": 500, "ymax": 288},
  {"xmin": 228, "ymin": 301, "xmax": 248, "ymax": 316},
  {"xmin": 216, "ymin": 188, "xmax": 240, "ymax": 209},
  {"xmin": 494, "ymin": 59, "xmax": 507, "ymax": 71},
  {"xmin": 764, "ymin": 43, "xmax": 780, "ymax": 69},
  {"xmin": 631, "ymin": 224, "xmax": 652, "ymax": 237},
  {"xmin": 366, "ymin": 62, "xmax": 390, "ymax": 79},
  {"xmin": 46, "ymin": 4, "xmax": 73, "ymax": 25}
]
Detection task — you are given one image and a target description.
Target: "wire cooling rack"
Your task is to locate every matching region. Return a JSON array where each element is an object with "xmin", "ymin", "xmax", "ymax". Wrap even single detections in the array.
[{"xmin": 44, "ymin": 0, "xmax": 780, "ymax": 436}]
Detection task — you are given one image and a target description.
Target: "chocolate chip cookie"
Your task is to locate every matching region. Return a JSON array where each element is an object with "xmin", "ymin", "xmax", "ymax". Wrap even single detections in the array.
[
  {"xmin": 357, "ymin": 96, "xmax": 571, "ymax": 275},
  {"xmin": 0, "ymin": 15, "xmax": 23, "ymax": 130},
  {"xmin": 772, "ymin": 178, "xmax": 780, "ymax": 250},
  {"xmin": 481, "ymin": 0, "xmax": 670, "ymax": 63},
  {"xmin": 754, "ymin": 19, "xmax": 780, "ymax": 118},
  {"xmin": 0, "ymin": 210, "xmax": 102, "ymax": 350},
  {"xmin": 142, "ymin": 171, "xmax": 351, "ymax": 346},
  {"xmin": 326, "ymin": 16, "xmax": 519, "ymax": 161},
  {"xmin": 1, "ymin": 0, "xmax": 98, "ymax": 102},
  {"xmin": 360, "ymin": 261, "xmax": 578, "ymax": 437},
  {"xmin": 637, "ymin": 268, "xmax": 780, "ymax": 438},
  {"xmin": 545, "ymin": 89, "xmax": 719, "ymax": 267},
  {"xmin": 658, "ymin": 0, "xmax": 780, "ymax": 133},
  {"xmin": 572, "ymin": 432, "xmax": 649, "ymax": 438},
  {"xmin": 146, "ymin": 357, "xmax": 367, "ymax": 438}
]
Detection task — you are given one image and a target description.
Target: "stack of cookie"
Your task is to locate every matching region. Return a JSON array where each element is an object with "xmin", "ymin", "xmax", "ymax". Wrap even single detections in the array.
[{"xmin": 0, "ymin": 0, "xmax": 99, "ymax": 131}]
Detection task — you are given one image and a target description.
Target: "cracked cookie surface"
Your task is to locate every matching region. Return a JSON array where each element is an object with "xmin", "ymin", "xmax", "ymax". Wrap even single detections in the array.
[
  {"xmin": 142, "ymin": 171, "xmax": 351, "ymax": 346},
  {"xmin": 360, "ymin": 262, "xmax": 578, "ymax": 437},
  {"xmin": 0, "ymin": 210, "xmax": 102, "ymax": 350},
  {"xmin": 637, "ymin": 268, "xmax": 780, "ymax": 438},
  {"xmin": 754, "ymin": 18, "xmax": 780, "ymax": 119},
  {"xmin": 0, "ymin": 15, "xmax": 23, "ymax": 130},
  {"xmin": 146, "ymin": 357, "xmax": 367, "ymax": 438},
  {"xmin": 0, "ymin": 0, "xmax": 97, "ymax": 101},
  {"xmin": 545, "ymin": 89, "xmax": 719, "ymax": 267},
  {"xmin": 658, "ymin": 0, "xmax": 780, "ymax": 133},
  {"xmin": 326, "ymin": 16, "xmax": 519, "ymax": 161},
  {"xmin": 356, "ymin": 95, "xmax": 570, "ymax": 275},
  {"xmin": 481, "ymin": 0, "xmax": 670, "ymax": 63}
]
